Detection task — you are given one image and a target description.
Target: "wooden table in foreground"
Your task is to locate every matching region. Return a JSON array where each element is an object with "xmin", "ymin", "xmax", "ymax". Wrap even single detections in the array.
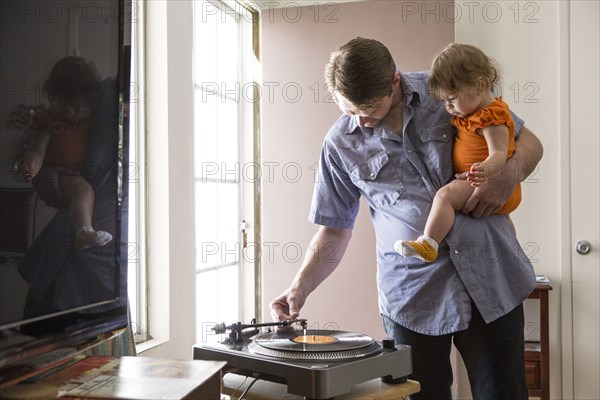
[
  {"xmin": 0, "ymin": 356, "xmax": 225, "ymax": 400},
  {"xmin": 222, "ymin": 374, "xmax": 420, "ymax": 400}
]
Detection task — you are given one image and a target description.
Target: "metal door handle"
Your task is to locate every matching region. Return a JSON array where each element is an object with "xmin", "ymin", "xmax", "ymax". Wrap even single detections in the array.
[{"xmin": 576, "ymin": 240, "xmax": 592, "ymax": 255}]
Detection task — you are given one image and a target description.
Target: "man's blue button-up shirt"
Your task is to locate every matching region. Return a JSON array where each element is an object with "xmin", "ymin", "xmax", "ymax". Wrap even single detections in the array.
[{"xmin": 309, "ymin": 71, "xmax": 536, "ymax": 335}]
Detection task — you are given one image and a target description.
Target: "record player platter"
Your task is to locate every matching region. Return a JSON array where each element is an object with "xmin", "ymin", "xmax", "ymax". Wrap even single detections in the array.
[
  {"xmin": 249, "ymin": 329, "xmax": 383, "ymax": 361},
  {"xmin": 193, "ymin": 321, "xmax": 412, "ymax": 399}
]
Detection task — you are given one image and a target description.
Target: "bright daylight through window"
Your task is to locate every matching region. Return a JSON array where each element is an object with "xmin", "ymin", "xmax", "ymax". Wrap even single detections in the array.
[{"xmin": 193, "ymin": 0, "xmax": 258, "ymax": 344}]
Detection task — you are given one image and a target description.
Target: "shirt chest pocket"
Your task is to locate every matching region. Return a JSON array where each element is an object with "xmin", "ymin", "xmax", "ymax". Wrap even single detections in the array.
[
  {"xmin": 348, "ymin": 151, "xmax": 405, "ymax": 207},
  {"xmin": 417, "ymin": 122, "xmax": 455, "ymax": 183}
]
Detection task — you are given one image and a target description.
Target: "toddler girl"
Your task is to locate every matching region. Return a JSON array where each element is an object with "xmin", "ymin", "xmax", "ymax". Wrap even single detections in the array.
[
  {"xmin": 394, "ymin": 43, "xmax": 521, "ymax": 262},
  {"xmin": 22, "ymin": 56, "xmax": 112, "ymax": 250}
]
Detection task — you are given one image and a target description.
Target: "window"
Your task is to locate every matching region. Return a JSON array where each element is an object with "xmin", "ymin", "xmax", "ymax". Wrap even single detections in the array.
[
  {"xmin": 127, "ymin": 0, "xmax": 148, "ymax": 344},
  {"xmin": 193, "ymin": 0, "xmax": 258, "ymax": 342}
]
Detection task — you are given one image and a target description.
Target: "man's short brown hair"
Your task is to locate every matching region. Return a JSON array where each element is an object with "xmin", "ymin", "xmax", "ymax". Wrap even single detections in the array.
[{"xmin": 324, "ymin": 37, "xmax": 396, "ymax": 111}]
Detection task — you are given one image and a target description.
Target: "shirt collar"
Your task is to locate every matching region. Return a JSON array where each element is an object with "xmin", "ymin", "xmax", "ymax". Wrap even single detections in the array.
[
  {"xmin": 400, "ymin": 71, "xmax": 421, "ymax": 107},
  {"xmin": 344, "ymin": 116, "xmax": 371, "ymax": 135}
]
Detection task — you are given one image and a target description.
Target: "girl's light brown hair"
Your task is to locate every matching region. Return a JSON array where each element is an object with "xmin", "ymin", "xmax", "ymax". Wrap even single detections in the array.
[
  {"xmin": 324, "ymin": 37, "xmax": 396, "ymax": 111},
  {"xmin": 43, "ymin": 56, "xmax": 101, "ymax": 105},
  {"xmin": 428, "ymin": 43, "xmax": 499, "ymax": 100}
]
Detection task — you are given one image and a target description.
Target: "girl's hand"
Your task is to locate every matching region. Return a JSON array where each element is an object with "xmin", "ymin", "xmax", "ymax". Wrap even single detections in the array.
[
  {"xmin": 467, "ymin": 162, "xmax": 486, "ymax": 187},
  {"xmin": 20, "ymin": 130, "xmax": 50, "ymax": 182},
  {"xmin": 462, "ymin": 165, "xmax": 515, "ymax": 218},
  {"xmin": 21, "ymin": 152, "xmax": 43, "ymax": 182}
]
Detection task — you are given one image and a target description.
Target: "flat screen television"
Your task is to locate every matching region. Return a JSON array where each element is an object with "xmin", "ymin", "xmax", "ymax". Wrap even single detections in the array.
[{"xmin": 0, "ymin": 0, "xmax": 131, "ymax": 386}]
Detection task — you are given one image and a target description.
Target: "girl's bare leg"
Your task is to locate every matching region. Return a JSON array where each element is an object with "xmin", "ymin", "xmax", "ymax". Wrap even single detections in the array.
[
  {"xmin": 59, "ymin": 174, "xmax": 95, "ymax": 229},
  {"xmin": 424, "ymin": 179, "xmax": 475, "ymax": 243},
  {"xmin": 59, "ymin": 174, "xmax": 112, "ymax": 249},
  {"xmin": 395, "ymin": 179, "xmax": 474, "ymax": 262}
]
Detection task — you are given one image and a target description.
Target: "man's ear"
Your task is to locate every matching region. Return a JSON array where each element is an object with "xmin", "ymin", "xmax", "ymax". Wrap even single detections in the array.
[{"xmin": 392, "ymin": 72, "xmax": 401, "ymax": 88}]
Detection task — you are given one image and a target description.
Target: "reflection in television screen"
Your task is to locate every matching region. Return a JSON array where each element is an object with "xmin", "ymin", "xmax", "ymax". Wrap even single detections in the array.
[{"xmin": 0, "ymin": 0, "xmax": 130, "ymax": 382}]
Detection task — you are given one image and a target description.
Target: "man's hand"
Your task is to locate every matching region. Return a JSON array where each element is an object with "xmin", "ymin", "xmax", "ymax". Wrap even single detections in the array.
[
  {"xmin": 461, "ymin": 169, "xmax": 515, "ymax": 218},
  {"xmin": 270, "ymin": 287, "xmax": 308, "ymax": 331},
  {"xmin": 461, "ymin": 126, "xmax": 543, "ymax": 218},
  {"xmin": 270, "ymin": 288, "xmax": 304, "ymax": 322}
]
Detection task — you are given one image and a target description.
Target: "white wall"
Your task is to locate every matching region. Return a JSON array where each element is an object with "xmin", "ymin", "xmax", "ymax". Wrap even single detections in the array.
[
  {"xmin": 260, "ymin": 0, "xmax": 453, "ymax": 339},
  {"xmin": 455, "ymin": 1, "xmax": 563, "ymax": 397},
  {"xmin": 142, "ymin": 0, "xmax": 197, "ymax": 360}
]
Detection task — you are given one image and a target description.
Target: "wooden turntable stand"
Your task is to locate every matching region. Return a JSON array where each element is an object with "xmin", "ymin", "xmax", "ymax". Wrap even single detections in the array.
[{"xmin": 222, "ymin": 374, "xmax": 420, "ymax": 400}]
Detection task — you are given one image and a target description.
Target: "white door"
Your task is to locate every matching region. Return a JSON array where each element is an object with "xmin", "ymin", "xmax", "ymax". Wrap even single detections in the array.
[{"xmin": 570, "ymin": 0, "xmax": 600, "ymax": 398}]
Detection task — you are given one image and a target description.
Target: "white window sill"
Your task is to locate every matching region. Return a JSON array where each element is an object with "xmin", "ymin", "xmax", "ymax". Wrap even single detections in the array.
[{"xmin": 135, "ymin": 338, "xmax": 168, "ymax": 354}]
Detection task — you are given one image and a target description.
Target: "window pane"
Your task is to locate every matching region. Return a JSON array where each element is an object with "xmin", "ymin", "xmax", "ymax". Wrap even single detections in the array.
[
  {"xmin": 216, "ymin": 99, "xmax": 239, "ymax": 174},
  {"xmin": 194, "ymin": 93, "xmax": 238, "ymax": 177},
  {"xmin": 196, "ymin": 269, "xmax": 218, "ymax": 342},
  {"xmin": 196, "ymin": 265, "xmax": 238, "ymax": 343},
  {"xmin": 216, "ymin": 11, "xmax": 239, "ymax": 95},
  {"xmin": 194, "ymin": 87, "xmax": 217, "ymax": 175},
  {"xmin": 195, "ymin": 181, "xmax": 239, "ymax": 268},
  {"xmin": 194, "ymin": 1, "xmax": 217, "ymax": 84},
  {"xmin": 216, "ymin": 265, "xmax": 238, "ymax": 322}
]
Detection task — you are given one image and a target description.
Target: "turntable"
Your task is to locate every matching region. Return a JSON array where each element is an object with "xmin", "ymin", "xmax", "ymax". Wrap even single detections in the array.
[{"xmin": 193, "ymin": 319, "xmax": 412, "ymax": 399}]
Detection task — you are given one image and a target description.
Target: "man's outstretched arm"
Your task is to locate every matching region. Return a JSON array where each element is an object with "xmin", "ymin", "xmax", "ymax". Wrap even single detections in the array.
[{"xmin": 270, "ymin": 226, "xmax": 353, "ymax": 321}]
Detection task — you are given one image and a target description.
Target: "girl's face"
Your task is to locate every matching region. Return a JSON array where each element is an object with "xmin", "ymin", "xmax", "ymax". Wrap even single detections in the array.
[
  {"xmin": 53, "ymin": 100, "xmax": 92, "ymax": 122},
  {"xmin": 440, "ymin": 85, "xmax": 487, "ymax": 118},
  {"xmin": 440, "ymin": 78, "xmax": 494, "ymax": 118}
]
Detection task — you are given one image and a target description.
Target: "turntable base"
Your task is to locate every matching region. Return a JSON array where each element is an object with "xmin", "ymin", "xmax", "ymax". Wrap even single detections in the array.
[
  {"xmin": 222, "ymin": 374, "xmax": 420, "ymax": 400},
  {"xmin": 194, "ymin": 322, "xmax": 414, "ymax": 399}
]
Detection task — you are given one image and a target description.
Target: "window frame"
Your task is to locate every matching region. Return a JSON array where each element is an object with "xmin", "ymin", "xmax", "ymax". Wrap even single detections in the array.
[
  {"xmin": 127, "ymin": 0, "xmax": 149, "ymax": 345},
  {"xmin": 134, "ymin": 0, "xmax": 261, "ymax": 356}
]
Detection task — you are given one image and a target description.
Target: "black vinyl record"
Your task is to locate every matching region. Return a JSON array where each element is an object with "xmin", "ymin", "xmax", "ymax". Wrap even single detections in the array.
[{"xmin": 253, "ymin": 329, "xmax": 374, "ymax": 352}]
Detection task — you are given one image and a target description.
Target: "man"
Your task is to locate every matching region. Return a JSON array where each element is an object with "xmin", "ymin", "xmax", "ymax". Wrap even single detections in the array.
[{"xmin": 270, "ymin": 38, "xmax": 543, "ymax": 400}]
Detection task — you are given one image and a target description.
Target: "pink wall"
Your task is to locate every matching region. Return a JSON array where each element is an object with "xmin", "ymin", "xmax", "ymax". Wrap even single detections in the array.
[{"xmin": 260, "ymin": 0, "xmax": 453, "ymax": 337}]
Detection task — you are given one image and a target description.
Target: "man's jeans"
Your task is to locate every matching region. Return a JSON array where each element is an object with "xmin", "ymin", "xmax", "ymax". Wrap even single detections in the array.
[{"xmin": 382, "ymin": 302, "xmax": 528, "ymax": 400}]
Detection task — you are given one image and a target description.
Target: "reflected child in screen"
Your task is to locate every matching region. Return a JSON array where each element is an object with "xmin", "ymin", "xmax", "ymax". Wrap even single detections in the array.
[
  {"xmin": 394, "ymin": 43, "xmax": 521, "ymax": 262},
  {"xmin": 21, "ymin": 56, "xmax": 112, "ymax": 250}
]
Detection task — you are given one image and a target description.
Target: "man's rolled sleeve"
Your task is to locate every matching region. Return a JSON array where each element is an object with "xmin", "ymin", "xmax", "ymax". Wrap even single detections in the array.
[
  {"xmin": 309, "ymin": 141, "xmax": 360, "ymax": 229},
  {"xmin": 511, "ymin": 111, "xmax": 524, "ymax": 135}
]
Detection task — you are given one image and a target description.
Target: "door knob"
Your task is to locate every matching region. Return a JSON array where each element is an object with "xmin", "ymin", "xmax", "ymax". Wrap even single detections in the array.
[{"xmin": 576, "ymin": 240, "xmax": 592, "ymax": 255}]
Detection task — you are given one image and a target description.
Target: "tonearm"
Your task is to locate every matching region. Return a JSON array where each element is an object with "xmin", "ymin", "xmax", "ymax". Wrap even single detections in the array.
[{"xmin": 212, "ymin": 319, "xmax": 308, "ymax": 345}]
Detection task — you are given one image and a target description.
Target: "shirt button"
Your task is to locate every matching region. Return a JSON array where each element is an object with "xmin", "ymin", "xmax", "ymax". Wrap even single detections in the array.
[
  {"xmin": 454, "ymin": 250, "xmax": 459, "ymax": 254},
  {"xmin": 407, "ymin": 149, "xmax": 412, "ymax": 153},
  {"xmin": 443, "ymin": 134, "xmax": 447, "ymax": 138},
  {"xmin": 370, "ymin": 173, "xmax": 375, "ymax": 178}
]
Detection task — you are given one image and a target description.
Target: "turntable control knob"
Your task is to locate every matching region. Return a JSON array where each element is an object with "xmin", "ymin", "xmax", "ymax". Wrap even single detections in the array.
[{"xmin": 382, "ymin": 338, "xmax": 396, "ymax": 350}]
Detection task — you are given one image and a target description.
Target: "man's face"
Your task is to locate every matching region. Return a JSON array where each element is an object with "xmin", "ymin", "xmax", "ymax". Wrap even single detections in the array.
[{"xmin": 335, "ymin": 92, "xmax": 394, "ymax": 128}]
